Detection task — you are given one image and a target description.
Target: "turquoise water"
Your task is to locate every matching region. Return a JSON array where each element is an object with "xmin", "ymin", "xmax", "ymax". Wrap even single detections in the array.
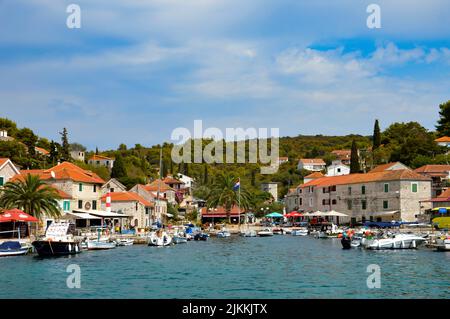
[{"xmin": 1, "ymin": 236, "xmax": 449, "ymax": 299}]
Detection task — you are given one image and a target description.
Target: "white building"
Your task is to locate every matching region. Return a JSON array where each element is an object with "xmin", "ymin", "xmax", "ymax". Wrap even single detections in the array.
[
  {"xmin": 326, "ymin": 160, "xmax": 350, "ymax": 177},
  {"xmin": 298, "ymin": 159, "xmax": 326, "ymax": 172},
  {"xmin": 435, "ymin": 136, "xmax": 450, "ymax": 147},
  {"xmin": 71, "ymin": 151, "xmax": 85, "ymax": 162},
  {"xmin": 176, "ymin": 173, "xmax": 195, "ymax": 189},
  {"xmin": 261, "ymin": 182, "xmax": 278, "ymax": 202},
  {"xmin": 88, "ymin": 155, "xmax": 115, "ymax": 169},
  {"xmin": 0, "ymin": 158, "xmax": 20, "ymax": 186}
]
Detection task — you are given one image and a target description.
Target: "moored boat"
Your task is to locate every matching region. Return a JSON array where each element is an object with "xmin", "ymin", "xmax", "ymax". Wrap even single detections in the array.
[
  {"xmin": 366, "ymin": 234, "xmax": 426, "ymax": 250},
  {"xmin": 193, "ymin": 233, "xmax": 209, "ymax": 241},
  {"xmin": 115, "ymin": 238, "xmax": 134, "ymax": 246},
  {"xmin": 217, "ymin": 229, "xmax": 231, "ymax": 238},
  {"xmin": 291, "ymin": 228, "xmax": 308, "ymax": 236},
  {"xmin": 241, "ymin": 230, "xmax": 257, "ymax": 237},
  {"xmin": 258, "ymin": 228, "xmax": 274, "ymax": 237},
  {"xmin": 32, "ymin": 222, "xmax": 82, "ymax": 257},
  {"xmin": 148, "ymin": 229, "xmax": 173, "ymax": 246},
  {"xmin": 436, "ymin": 235, "xmax": 450, "ymax": 251},
  {"xmin": 0, "ymin": 241, "xmax": 29, "ymax": 257},
  {"xmin": 87, "ymin": 240, "xmax": 116, "ymax": 250}
]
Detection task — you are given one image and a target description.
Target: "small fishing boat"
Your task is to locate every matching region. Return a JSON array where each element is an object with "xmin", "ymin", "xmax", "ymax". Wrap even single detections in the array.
[
  {"xmin": 436, "ymin": 235, "xmax": 450, "ymax": 251},
  {"xmin": 217, "ymin": 229, "xmax": 231, "ymax": 238},
  {"xmin": 148, "ymin": 229, "xmax": 173, "ymax": 246},
  {"xmin": 291, "ymin": 228, "xmax": 308, "ymax": 236},
  {"xmin": 87, "ymin": 240, "xmax": 116, "ymax": 250},
  {"xmin": 193, "ymin": 233, "xmax": 209, "ymax": 241},
  {"xmin": 241, "ymin": 230, "xmax": 257, "ymax": 237},
  {"xmin": 0, "ymin": 241, "xmax": 29, "ymax": 257},
  {"xmin": 258, "ymin": 228, "xmax": 274, "ymax": 237},
  {"xmin": 32, "ymin": 222, "xmax": 82, "ymax": 257},
  {"xmin": 366, "ymin": 234, "xmax": 426, "ymax": 250},
  {"xmin": 115, "ymin": 238, "xmax": 134, "ymax": 246}
]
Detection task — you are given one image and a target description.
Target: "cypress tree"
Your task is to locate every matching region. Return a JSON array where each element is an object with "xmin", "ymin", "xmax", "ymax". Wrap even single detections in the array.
[
  {"xmin": 95, "ymin": 147, "xmax": 99, "ymax": 155},
  {"xmin": 111, "ymin": 155, "xmax": 127, "ymax": 179},
  {"xmin": 436, "ymin": 100, "xmax": 450, "ymax": 136},
  {"xmin": 49, "ymin": 140, "xmax": 58, "ymax": 165},
  {"xmin": 373, "ymin": 119, "xmax": 381, "ymax": 150},
  {"xmin": 59, "ymin": 128, "xmax": 70, "ymax": 162},
  {"xmin": 350, "ymin": 140, "xmax": 360, "ymax": 173}
]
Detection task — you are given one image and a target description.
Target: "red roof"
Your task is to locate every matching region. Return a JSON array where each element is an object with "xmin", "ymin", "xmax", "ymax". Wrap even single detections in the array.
[
  {"xmin": 102, "ymin": 191, "xmax": 154, "ymax": 207},
  {"xmin": 163, "ymin": 176, "xmax": 184, "ymax": 185},
  {"xmin": 0, "ymin": 158, "xmax": 9, "ymax": 167},
  {"xmin": 89, "ymin": 154, "xmax": 114, "ymax": 161},
  {"xmin": 299, "ymin": 158, "xmax": 326, "ymax": 165},
  {"xmin": 301, "ymin": 169, "xmax": 430, "ymax": 188},
  {"xmin": 414, "ymin": 165, "xmax": 450, "ymax": 174},
  {"xmin": 144, "ymin": 179, "xmax": 175, "ymax": 192},
  {"xmin": 435, "ymin": 136, "xmax": 450, "ymax": 142},
  {"xmin": 11, "ymin": 162, "xmax": 105, "ymax": 184},
  {"xmin": 35, "ymin": 146, "xmax": 50, "ymax": 155},
  {"xmin": 304, "ymin": 172, "xmax": 325, "ymax": 179},
  {"xmin": 201, "ymin": 206, "xmax": 243, "ymax": 217}
]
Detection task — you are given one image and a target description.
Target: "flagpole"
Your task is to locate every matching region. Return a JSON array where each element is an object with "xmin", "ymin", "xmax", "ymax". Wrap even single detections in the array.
[{"xmin": 238, "ymin": 177, "xmax": 241, "ymax": 226}]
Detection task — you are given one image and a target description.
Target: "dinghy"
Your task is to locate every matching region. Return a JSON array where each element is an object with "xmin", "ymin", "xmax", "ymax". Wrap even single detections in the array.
[
  {"xmin": 148, "ymin": 229, "xmax": 173, "ymax": 246},
  {"xmin": 241, "ymin": 230, "xmax": 257, "ymax": 237},
  {"xmin": 115, "ymin": 238, "xmax": 134, "ymax": 246}
]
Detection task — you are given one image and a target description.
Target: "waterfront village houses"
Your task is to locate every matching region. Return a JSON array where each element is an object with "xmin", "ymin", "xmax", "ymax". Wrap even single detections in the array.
[
  {"xmin": 261, "ymin": 182, "xmax": 279, "ymax": 202},
  {"xmin": 414, "ymin": 164, "xmax": 450, "ymax": 198},
  {"xmin": 297, "ymin": 158, "xmax": 326, "ymax": 172},
  {"xmin": 88, "ymin": 154, "xmax": 115, "ymax": 169},
  {"xmin": 286, "ymin": 163, "xmax": 432, "ymax": 223},
  {"xmin": 130, "ymin": 184, "xmax": 168, "ymax": 222},
  {"xmin": 132, "ymin": 179, "xmax": 177, "ymax": 205},
  {"xmin": 101, "ymin": 178, "xmax": 127, "ymax": 194},
  {"xmin": 0, "ymin": 158, "xmax": 20, "ymax": 187},
  {"xmin": 101, "ymin": 191, "xmax": 154, "ymax": 230},
  {"xmin": 176, "ymin": 173, "xmax": 195, "ymax": 191},
  {"xmin": 11, "ymin": 162, "xmax": 105, "ymax": 226},
  {"xmin": 326, "ymin": 160, "xmax": 350, "ymax": 177}
]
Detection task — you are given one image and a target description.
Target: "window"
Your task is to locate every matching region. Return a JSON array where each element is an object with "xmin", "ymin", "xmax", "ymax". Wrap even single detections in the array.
[
  {"xmin": 383, "ymin": 200, "xmax": 389, "ymax": 209},
  {"xmin": 0, "ymin": 176, "xmax": 4, "ymax": 186},
  {"xmin": 145, "ymin": 208, "xmax": 150, "ymax": 215},
  {"xmin": 411, "ymin": 183, "xmax": 418, "ymax": 193},
  {"xmin": 323, "ymin": 188, "xmax": 329, "ymax": 193},
  {"xmin": 63, "ymin": 201, "xmax": 70, "ymax": 211},
  {"xmin": 111, "ymin": 188, "xmax": 115, "ymax": 193},
  {"xmin": 337, "ymin": 168, "xmax": 341, "ymax": 173},
  {"xmin": 330, "ymin": 185, "xmax": 336, "ymax": 192},
  {"xmin": 332, "ymin": 199, "xmax": 337, "ymax": 205},
  {"xmin": 136, "ymin": 203, "xmax": 139, "ymax": 211},
  {"xmin": 362, "ymin": 200, "xmax": 367, "ymax": 210},
  {"xmin": 370, "ymin": 216, "xmax": 374, "ymax": 222},
  {"xmin": 361, "ymin": 185, "xmax": 366, "ymax": 195},
  {"xmin": 78, "ymin": 200, "xmax": 83, "ymax": 209},
  {"xmin": 93, "ymin": 185, "xmax": 97, "ymax": 193},
  {"xmin": 309, "ymin": 198, "xmax": 313, "ymax": 207},
  {"xmin": 347, "ymin": 200, "xmax": 352, "ymax": 210},
  {"xmin": 79, "ymin": 183, "xmax": 83, "ymax": 192},
  {"xmin": 92, "ymin": 200, "xmax": 97, "ymax": 210},
  {"xmin": 384, "ymin": 183, "xmax": 389, "ymax": 193},
  {"xmin": 97, "ymin": 161, "xmax": 100, "ymax": 165},
  {"xmin": 299, "ymin": 198, "xmax": 303, "ymax": 206},
  {"xmin": 348, "ymin": 187, "xmax": 352, "ymax": 195}
]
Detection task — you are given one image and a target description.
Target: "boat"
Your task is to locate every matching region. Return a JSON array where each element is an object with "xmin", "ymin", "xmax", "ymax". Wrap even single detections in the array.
[
  {"xmin": 257, "ymin": 228, "xmax": 274, "ymax": 237},
  {"xmin": 0, "ymin": 241, "xmax": 29, "ymax": 257},
  {"xmin": 366, "ymin": 234, "xmax": 426, "ymax": 250},
  {"xmin": 291, "ymin": 228, "xmax": 308, "ymax": 236},
  {"xmin": 341, "ymin": 237, "xmax": 352, "ymax": 249},
  {"xmin": 241, "ymin": 230, "xmax": 257, "ymax": 237},
  {"xmin": 436, "ymin": 235, "xmax": 450, "ymax": 251},
  {"xmin": 217, "ymin": 229, "xmax": 231, "ymax": 238},
  {"xmin": 148, "ymin": 229, "xmax": 173, "ymax": 246},
  {"xmin": 87, "ymin": 240, "xmax": 116, "ymax": 250},
  {"xmin": 173, "ymin": 236, "xmax": 188, "ymax": 244},
  {"xmin": 282, "ymin": 228, "xmax": 292, "ymax": 235},
  {"xmin": 272, "ymin": 228, "xmax": 284, "ymax": 235},
  {"xmin": 115, "ymin": 238, "xmax": 134, "ymax": 246},
  {"xmin": 32, "ymin": 222, "xmax": 82, "ymax": 257},
  {"xmin": 193, "ymin": 233, "xmax": 209, "ymax": 241},
  {"xmin": 315, "ymin": 231, "xmax": 329, "ymax": 239}
]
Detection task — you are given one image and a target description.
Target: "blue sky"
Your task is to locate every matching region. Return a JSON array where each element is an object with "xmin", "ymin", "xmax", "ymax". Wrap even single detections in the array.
[{"xmin": 0, "ymin": 0, "xmax": 449, "ymax": 150}]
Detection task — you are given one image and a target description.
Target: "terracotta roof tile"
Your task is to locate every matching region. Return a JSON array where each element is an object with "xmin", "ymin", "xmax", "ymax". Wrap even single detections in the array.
[
  {"xmin": 435, "ymin": 136, "xmax": 450, "ymax": 142},
  {"xmin": 89, "ymin": 154, "xmax": 114, "ymax": 161},
  {"xmin": 299, "ymin": 158, "xmax": 326, "ymax": 165},
  {"xmin": 414, "ymin": 165, "xmax": 450, "ymax": 174},
  {"xmin": 304, "ymin": 172, "xmax": 325, "ymax": 179},
  {"xmin": 101, "ymin": 191, "xmax": 154, "ymax": 207}
]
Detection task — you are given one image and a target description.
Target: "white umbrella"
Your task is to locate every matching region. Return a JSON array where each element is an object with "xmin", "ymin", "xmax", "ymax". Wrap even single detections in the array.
[{"xmin": 323, "ymin": 210, "xmax": 349, "ymax": 217}]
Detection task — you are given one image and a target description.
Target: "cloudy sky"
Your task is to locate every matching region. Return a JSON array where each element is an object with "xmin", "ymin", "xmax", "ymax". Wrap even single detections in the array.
[{"xmin": 0, "ymin": 0, "xmax": 449, "ymax": 150}]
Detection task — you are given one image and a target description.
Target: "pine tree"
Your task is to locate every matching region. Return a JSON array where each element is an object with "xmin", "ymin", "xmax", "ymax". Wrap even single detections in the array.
[
  {"xmin": 350, "ymin": 140, "xmax": 360, "ymax": 173},
  {"xmin": 373, "ymin": 119, "xmax": 381, "ymax": 150},
  {"xmin": 111, "ymin": 155, "xmax": 127, "ymax": 179},
  {"xmin": 59, "ymin": 128, "xmax": 70, "ymax": 162},
  {"xmin": 436, "ymin": 100, "xmax": 450, "ymax": 137}
]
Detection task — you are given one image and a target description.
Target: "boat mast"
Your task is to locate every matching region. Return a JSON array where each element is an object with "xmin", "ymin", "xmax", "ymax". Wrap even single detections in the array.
[{"xmin": 157, "ymin": 147, "xmax": 163, "ymax": 227}]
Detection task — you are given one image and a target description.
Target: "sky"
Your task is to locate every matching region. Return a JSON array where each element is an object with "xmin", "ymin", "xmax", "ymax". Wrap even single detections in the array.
[{"xmin": 0, "ymin": 0, "xmax": 449, "ymax": 150}]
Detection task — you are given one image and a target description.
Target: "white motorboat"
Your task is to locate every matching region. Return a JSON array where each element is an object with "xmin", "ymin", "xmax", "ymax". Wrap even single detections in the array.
[
  {"xmin": 173, "ymin": 236, "xmax": 188, "ymax": 244},
  {"xmin": 241, "ymin": 230, "xmax": 257, "ymax": 237},
  {"xmin": 315, "ymin": 231, "xmax": 329, "ymax": 239},
  {"xmin": 148, "ymin": 230, "xmax": 173, "ymax": 246},
  {"xmin": 436, "ymin": 235, "xmax": 450, "ymax": 251},
  {"xmin": 217, "ymin": 229, "xmax": 231, "ymax": 238},
  {"xmin": 292, "ymin": 228, "xmax": 308, "ymax": 236},
  {"xmin": 258, "ymin": 228, "xmax": 274, "ymax": 237},
  {"xmin": 366, "ymin": 234, "xmax": 426, "ymax": 250},
  {"xmin": 115, "ymin": 238, "xmax": 134, "ymax": 246},
  {"xmin": 87, "ymin": 240, "xmax": 116, "ymax": 250}
]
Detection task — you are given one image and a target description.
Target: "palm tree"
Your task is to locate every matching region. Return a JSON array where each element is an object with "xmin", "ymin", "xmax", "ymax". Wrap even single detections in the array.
[
  {"xmin": 207, "ymin": 173, "xmax": 251, "ymax": 223},
  {"xmin": 0, "ymin": 174, "xmax": 61, "ymax": 220}
]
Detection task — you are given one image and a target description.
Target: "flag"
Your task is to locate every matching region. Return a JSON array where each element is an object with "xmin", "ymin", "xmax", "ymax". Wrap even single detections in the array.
[{"xmin": 233, "ymin": 178, "xmax": 240, "ymax": 191}]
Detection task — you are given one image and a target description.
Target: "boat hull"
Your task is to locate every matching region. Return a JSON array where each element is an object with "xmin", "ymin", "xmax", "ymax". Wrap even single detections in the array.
[
  {"xmin": 87, "ymin": 241, "xmax": 116, "ymax": 250},
  {"xmin": 173, "ymin": 237, "xmax": 188, "ymax": 244},
  {"xmin": 367, "ymin": 237, "xmax": 425, "ymax": 250},
  {"xmin": 436, "ymin": 238, "xmax": 450, "ymax": 251},
  {"xmin": 32, "ymin": 241, "xmax": 81, "ymax": 257},
  {"xmin": 341, "ymin": 238, "xmax": 352, "ymax": 249}
]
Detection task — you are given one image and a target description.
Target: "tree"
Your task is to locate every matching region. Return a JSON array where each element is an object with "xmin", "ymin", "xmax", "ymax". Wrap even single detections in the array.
[
  {"xmin": 207, "ymin": 173, "xmax": 251, "ymax": 223},
  {"xmin": 203, "ymin": 164, "xmax": 209, "ymax": 184},
  {"xmin": 350, "ymin": 140, "xmax": 360, "ymax": 173},
  {"xmin": 95, "ymin": 147, "xmax": 99, "ymax": 155},
  {"xmin": 373, "ymin": 119, "xmax": 381, "ymax": 150},
  {"xmin": 70, "ymin": 143, "xmax": 86, "ymax": 152},
  {"xmin": 59, "ymin": 128, "xmax": 70, "ymax": 161},
  {"xmin": 0, "ymin": 118, "xmax": 18, "ymax": 136},
  {"xmin": 16, "ymin": 127, "xmax": 38, "ymax": 157},
  {"xmin": 49, "ymin": 140, "xmax": 59, "ymax": 165},
  {"xmin": 111, "ymin": 155, "xmax": 127, "ymax": 179},
  {"xmin": 436, "ymin": 100, "xmax": 450, "ymax": 137},
  {"xmin": 0, "ymin": 174, "xmax": 61, "ymax": 220}
]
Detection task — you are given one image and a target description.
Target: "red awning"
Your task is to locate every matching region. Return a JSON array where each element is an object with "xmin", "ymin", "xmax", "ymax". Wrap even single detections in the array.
[
  {"xmin": 0, "ymin": 209, "xmax": 39, "ymax": 223},
  {"xmin": 285, "ymin": 212, "xmax": 303, "ymax": 218}
]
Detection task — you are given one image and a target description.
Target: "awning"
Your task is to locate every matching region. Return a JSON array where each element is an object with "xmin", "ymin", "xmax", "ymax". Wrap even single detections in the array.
[
  {"xmin": 366, "ymin": 210, "xmax": 400, "ymax": 217},
  {"xmin": 73, "ymin": 210, "xmax": 130, "ymax": 218},
  {"xmin": 322, "ymin": 210, "xmax": 349, "ymax": 217},
  {"xmin": 61, "ymin": 212, "xmax": 101, "ymax": 220}
]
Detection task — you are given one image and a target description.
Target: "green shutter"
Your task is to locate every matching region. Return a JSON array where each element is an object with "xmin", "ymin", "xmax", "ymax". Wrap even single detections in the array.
[
  {"xmin": 361, "ymin": 185, "xmax": 366, "ymax": 195},
  {"xmin": 0, "ymin": 177, "xmax": 4, "ymax": 186},
  {"xmin": 384, "ymin": 183, "xmax": 389, "ymax": 193},
  {"xmin": 412, "ymin": 183, "xmax": 418, "ymax": 193},
  {"xmin": 79, "ymin": 183, "xmax": 83, "ymax": 191},
  {"xmin": 383, "ymin": 200, "xmax": 388, "ymax": 209}
]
